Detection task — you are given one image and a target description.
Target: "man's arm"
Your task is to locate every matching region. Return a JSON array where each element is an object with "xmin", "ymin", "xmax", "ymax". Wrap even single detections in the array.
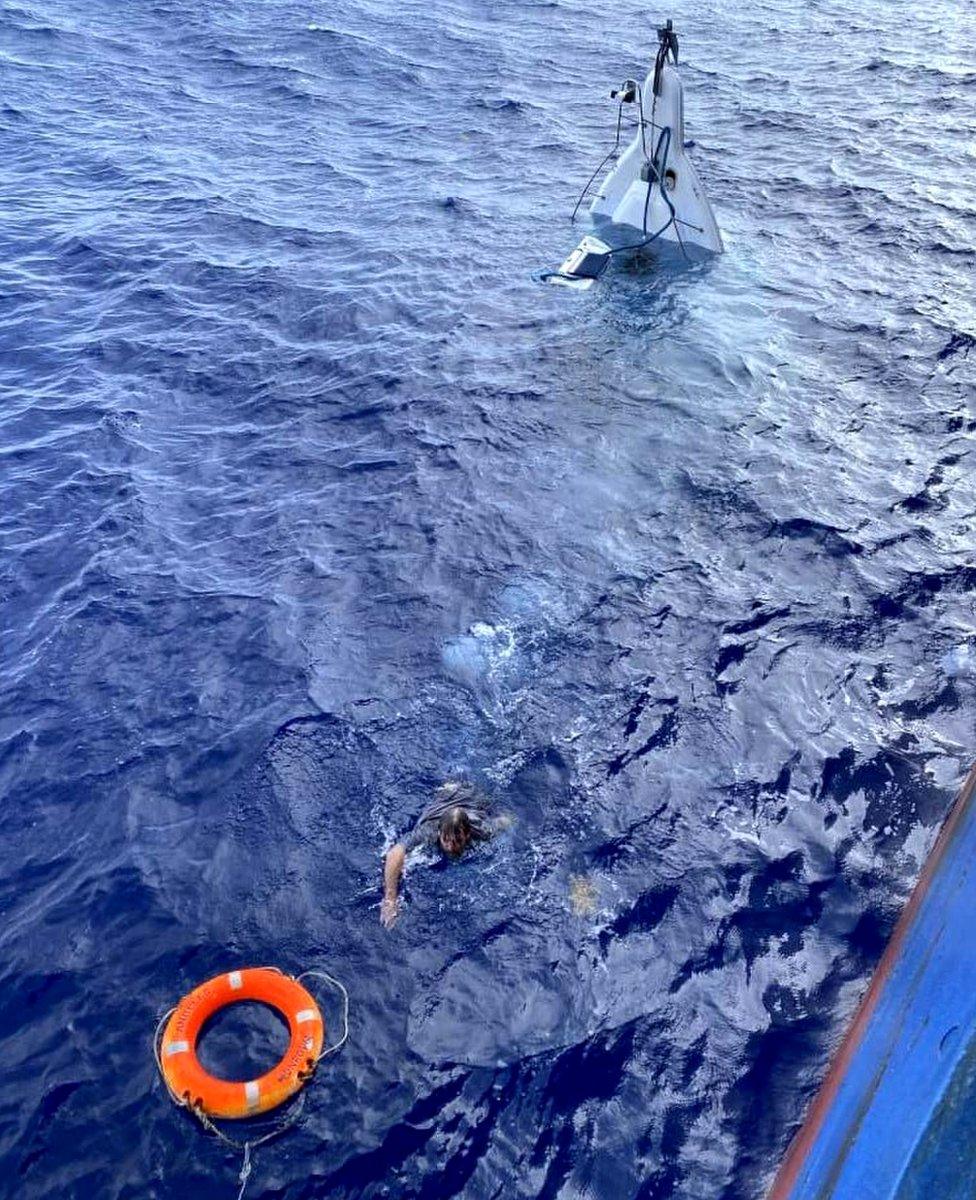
[{"xmin": 381, "ymin": 843, "xmax": 407, "ymax": 928}]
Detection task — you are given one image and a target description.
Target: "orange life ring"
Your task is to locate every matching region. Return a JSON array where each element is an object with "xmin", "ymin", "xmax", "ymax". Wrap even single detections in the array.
[{"xmin": 159, "ymin": 967, "xmax": 325, "ymax": 1119}]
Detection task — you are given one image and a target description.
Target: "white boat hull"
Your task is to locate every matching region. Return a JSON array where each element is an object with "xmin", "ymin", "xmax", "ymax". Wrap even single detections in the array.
[{"xmin": 547, "ymin": 26, "xmax": 722, "ymax": 287}]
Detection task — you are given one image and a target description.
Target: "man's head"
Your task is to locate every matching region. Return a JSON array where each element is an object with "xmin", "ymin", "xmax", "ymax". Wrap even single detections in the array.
[{"xmin": 438, "ymin": 806, "xmax": 474, "ymax": 858}]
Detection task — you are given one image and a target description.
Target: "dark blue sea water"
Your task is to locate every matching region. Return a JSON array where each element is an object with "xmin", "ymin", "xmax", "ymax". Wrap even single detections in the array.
[{"xmin": 1, "ymin": 0, "xmax": 974, "ymax": 1197}]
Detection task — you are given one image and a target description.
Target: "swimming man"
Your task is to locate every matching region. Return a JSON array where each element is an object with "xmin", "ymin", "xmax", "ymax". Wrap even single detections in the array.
[{"xmin": 380, "ymin": 780, "xmax": 511, "ymax": 928}]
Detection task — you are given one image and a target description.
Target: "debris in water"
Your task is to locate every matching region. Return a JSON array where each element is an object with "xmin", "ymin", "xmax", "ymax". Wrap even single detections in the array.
[{"xmin": 569, "ymin": 873, "xmax": 598, "ymax": 916}]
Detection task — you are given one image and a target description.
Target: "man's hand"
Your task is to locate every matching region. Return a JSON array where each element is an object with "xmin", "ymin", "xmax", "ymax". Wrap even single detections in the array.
[
  {"xmin": 381, "ymin": 843, "xmax": 407, "ymax": 930},
  {"xmin": 380, "ymin": 895, "xmax": 399, "ymax": 929}
]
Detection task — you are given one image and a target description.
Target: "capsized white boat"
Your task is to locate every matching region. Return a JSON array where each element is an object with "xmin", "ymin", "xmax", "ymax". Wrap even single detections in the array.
[{"xmin": 546, "ymin": 20, "xmax": 723, "ymax": 289}]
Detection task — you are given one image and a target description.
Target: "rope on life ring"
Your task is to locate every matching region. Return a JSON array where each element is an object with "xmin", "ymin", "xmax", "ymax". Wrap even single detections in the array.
[{"xmin": 153, "ymin": 966, "xmax": 349, "ymax": 1200}]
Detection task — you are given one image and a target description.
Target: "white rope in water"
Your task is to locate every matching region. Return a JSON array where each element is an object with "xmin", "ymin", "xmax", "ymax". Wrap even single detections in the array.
[
  {"xmin": 152, "ymin": 967, "xmax": 350, "ymax": 1200},
  {"xmin": 153, "ymin": 1007, "xmax": 178, "ymax": 1101},
  {"xmin": 236, "ymin": 1143, "xmax": 252, "ymax": 1200},
  {"xmin": 298, "ymin": 969, "xmax": 350, "ymax": 1061}
]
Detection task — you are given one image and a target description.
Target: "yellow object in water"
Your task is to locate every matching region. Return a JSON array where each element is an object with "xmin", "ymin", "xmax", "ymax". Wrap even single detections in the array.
[{"xmin": 569, "ymin": 874, "xmax": 597, "ymax": 916}]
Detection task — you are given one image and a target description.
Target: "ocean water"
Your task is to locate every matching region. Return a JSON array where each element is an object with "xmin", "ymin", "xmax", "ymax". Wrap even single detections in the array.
[{"xmin": 1, "ymin": 0, "xmax": 974, "ymax": 1197}]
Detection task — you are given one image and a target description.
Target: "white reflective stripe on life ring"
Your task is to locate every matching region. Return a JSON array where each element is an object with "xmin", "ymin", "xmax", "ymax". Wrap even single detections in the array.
[
  {"xmin": 228, "ymin": 971, "xmax": 243, "ymax": 990},
  {"xmin": 244, "ymin": 1080, "xmax": 260, "ymax": 1111},
  {"xmin": 164, "ymin": 1041, "xmax": 190, "ymax": 1056},
  {"xmin": 295, "ymin": 1009, "xmax": 320, "ymax": 1024}
]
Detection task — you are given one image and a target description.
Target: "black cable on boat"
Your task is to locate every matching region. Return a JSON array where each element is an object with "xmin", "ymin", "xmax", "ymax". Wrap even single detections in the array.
[
  {"xmin": 653, "ymin": 19, "xmax": 679, "ymax": 95},
  {"xmin": 540, "ymin": 124, "xmax": 678, "ymax": 286},
  {"xmin": 570, "ymin": 96, "xmax": 627, "ymax": 225},
  {"xmin": 602, "ymin": 124, "xmax": 676, "ymax": 255}
]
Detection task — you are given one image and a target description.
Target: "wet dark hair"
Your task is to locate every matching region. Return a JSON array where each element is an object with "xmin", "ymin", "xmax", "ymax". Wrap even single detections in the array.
[{"xmin": 439, "ymin": 806, "xmax": 475, "ymax": 856}]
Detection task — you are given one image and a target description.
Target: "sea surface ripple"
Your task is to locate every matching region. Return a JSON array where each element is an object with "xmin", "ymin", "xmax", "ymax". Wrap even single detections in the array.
[{"xmin": 1, "ymin": 0, "xmax": 974, "ymax": 1197}]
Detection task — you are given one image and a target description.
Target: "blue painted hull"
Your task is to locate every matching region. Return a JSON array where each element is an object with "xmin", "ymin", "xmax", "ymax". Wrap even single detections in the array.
[{"xmin": 769, "ymin": 764, "xmax": 976, "ymax": 1199}]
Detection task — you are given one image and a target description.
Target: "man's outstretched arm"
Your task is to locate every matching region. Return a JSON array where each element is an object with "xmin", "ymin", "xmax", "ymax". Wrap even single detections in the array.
[{"xmin": 381, "ymin": 843, "xmax": 407, "ymax": 928}]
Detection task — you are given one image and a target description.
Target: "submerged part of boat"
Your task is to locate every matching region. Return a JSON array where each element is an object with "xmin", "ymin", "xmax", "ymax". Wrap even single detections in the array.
[{"xmin": 546, "ymin": 20, "xmax": 723, "ymax": 289}]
